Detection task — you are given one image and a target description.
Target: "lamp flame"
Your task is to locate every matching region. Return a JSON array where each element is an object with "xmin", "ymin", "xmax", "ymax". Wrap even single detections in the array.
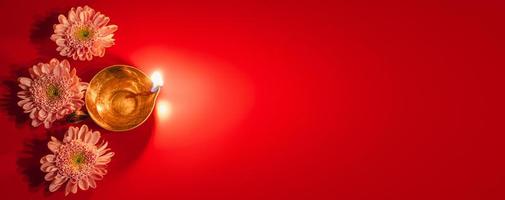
[{"xmin": 150, "ymin": 71, "xmax": 164, "ymax": 92}]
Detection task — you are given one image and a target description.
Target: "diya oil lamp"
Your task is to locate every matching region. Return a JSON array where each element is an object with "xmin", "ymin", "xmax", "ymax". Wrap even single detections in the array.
[{"xmin": 85, "ymin": 65, "xmax": 163, "ymax": 131}]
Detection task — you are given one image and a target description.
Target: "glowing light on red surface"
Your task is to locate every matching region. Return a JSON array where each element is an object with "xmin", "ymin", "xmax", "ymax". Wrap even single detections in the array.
[
  {"xmin": 156, "ymin": 99, "xmax": 172, "ymax": 120},
  {"xmin": 131, "ymin": 46, "xmax": 254, "ymax": 148}
]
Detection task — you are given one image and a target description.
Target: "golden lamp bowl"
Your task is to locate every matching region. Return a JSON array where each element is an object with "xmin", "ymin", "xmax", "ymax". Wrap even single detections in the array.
[{"xmin": 85, "ymin": 65, "xmax": 158, "ymax": 131}]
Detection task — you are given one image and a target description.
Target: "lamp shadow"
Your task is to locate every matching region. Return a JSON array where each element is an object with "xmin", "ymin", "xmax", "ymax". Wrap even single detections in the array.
[{"xmin": 82, "ymin": 111, "xmax": 155, "ymax": 175}]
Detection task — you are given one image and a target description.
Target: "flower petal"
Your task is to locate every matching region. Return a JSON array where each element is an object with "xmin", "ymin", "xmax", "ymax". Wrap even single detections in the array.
[
  {"xmin": 40, "ymin": 154, "xmax": 55, "ymax": 164},
  {"xmin": 65, "ymin": 180, "xmax": 78, "ymax": 196},
  {"xmin": 44, "ymin": 171, "xmax": 56, "ymax": 181},
  {"xmin": 49, "ymin": 179, "xmax": 64, "ymax": 192},
  {"xmin": 44, "ymin": 121, "xmax": 52, "ymax": 129},
  {"xmin": 91, "ymin": 173, "xmax": 103, "ymax": 181},
  {"xmin": 98, "ymin": 25, "xmax": 117, "ymax": 36},
  {"xmin": 63, "ymin": 127, "xmax": 72, "ymax": 142},
  {"xmin": 78, "ymin": 125, "xmax": 89, "ymax": 141},
  {"xmin": 40, "ymin": 162, "xmax": 57, "ymax": 172},
  {"xmin": 97, "ymin": 142, "xmax": 108, "ymax": 152},
  {"xmin": 49, "ymin": 58, "xmax": 59, "ymax": 66},
  {"xmin": 41, "ymin": 63, "xmax": 50, "ymax": 74},
  {"xmin": 54, "ymin": 24, "xmax": 66, "ymax": 34},
  {"xmin": 97, "ymin": 152, "xmax": 114, "ymax": 165},
  {"xmin": 87, "ymin": 176, "xmax": 97, "ymax": 188},
  {"xmin": 22, "ymin": 102, "xmax": 33, "ymax": 110},
  {"xmin": 88, "ymin": 131, "xmax": 100, "ymax": 145},
  {"xmin": 17, "ymin": 99, "xmax": 30, "ymax": 107},
  {"xmin": 38, "ymin": 109, "xmax": 47, "ymax": 121},
  {"xmin": 54, "ymin": 174, "xmax": 68, "ymax": 185},
  {"xmin": 53, "ymin": 64, "xmax": 63, "ymax": 77},
  {"xmin": 68, "ymin": 8, "xmax": 77, "ymax": 22},
  {"xmin": 28, "ymin": 109, "xmax": 37, "ymax": 119},
  {"xmin": 18, "ymin": 77, "xmax": 32, "ymax": 87},
  {"xmin": 48, "ymin": 138, "xmax": 61, "ymax": 153},
  {"xmin": 31, "ymin": 119, "xmax": 42, "ymax": 127},
  {"xmin": 94, "ymin": 166, "xmax": 107, "ymax": 175},
  {"xmin": 61, "ymin": 59, "xmax": 71, "ymax": 71},
  {"xmin": 96, "ymin": 15, "xmax": 110, "ymax": 27},
  {"xmin": 78, "ymin": 176, "xmax": 89, "ymax": 190},
  {"xmin": 58, "ymin": 14, "xmax": 68, "ymax": 25},
  {"xmin": 55, "ymin": 38, "xmax": 66, "ymax": 46},
  {"xmin": 31, "ymin": 64, "xmax": 42, "ymax": 76}
]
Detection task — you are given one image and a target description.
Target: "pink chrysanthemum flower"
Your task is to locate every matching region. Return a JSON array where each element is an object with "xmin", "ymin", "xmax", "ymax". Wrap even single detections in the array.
[
  {"xmin": 40, "ymin": 125, "xmax": 114, "ymax": 196},
  {"xmin": 17, "ymin": 58, "xmax": 88, "ymax": 128},
  {"xmin": 51, "ymin": 5, "xmax": 118, "ymax": 61}
]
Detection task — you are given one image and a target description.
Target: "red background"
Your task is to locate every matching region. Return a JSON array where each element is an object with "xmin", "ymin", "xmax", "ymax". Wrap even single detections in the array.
[{"xmin": 0, "ymin": 0, "xmax": 504, "ymax": 199}]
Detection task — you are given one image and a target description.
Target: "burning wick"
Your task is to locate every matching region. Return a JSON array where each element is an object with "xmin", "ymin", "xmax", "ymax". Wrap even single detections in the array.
[{"xmin": 150, "ymin": 71, "xmax": 164, "ymax": 93}]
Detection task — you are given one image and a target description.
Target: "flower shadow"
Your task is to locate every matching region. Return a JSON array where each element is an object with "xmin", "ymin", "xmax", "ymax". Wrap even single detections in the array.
[
  {"xmin": 30, "ymin": 8, "xmax": 67, "ymax": 60},
  {"xmin": 16, "ymin": 133, "xmax": 51, "ymax": 193},
  {"xmin": 0, "ymin": 64, "xmax": 32, "ymax": 127}
]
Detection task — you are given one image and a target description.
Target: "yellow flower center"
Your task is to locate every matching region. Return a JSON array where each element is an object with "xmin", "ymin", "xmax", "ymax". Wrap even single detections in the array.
[
  {"xmin": 71, "ymin": 152, "xmax": 87, "ymax": 171},
  {"xmin": 55, "ymin": 141, "xmax": 98, "ymax": 180},
  {"xmin": 74, "ymin": 26, "xmax": 94, "ymax": 41},
  {"xmin": 46, "ymin": 84, "xmax": 60, "ymax": 99}
]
